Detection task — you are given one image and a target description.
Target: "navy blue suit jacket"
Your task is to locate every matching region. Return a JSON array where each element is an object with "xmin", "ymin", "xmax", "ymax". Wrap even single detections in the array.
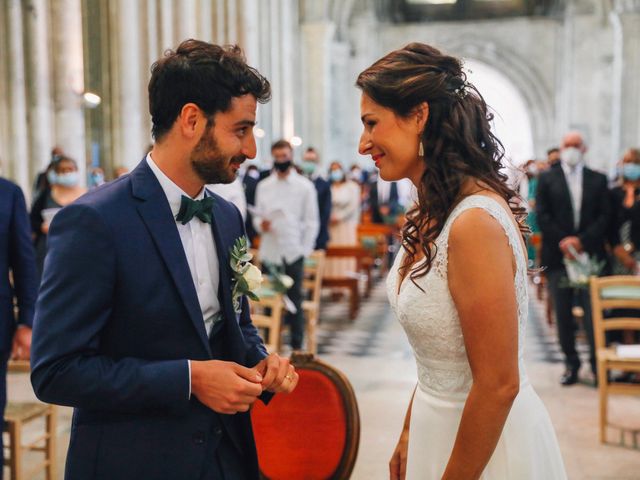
[
  {"xmin": 313, "ymin": 176, "xmax": 332, "ymax": 250},
  {"xmin": 0, "ymin": 178, "xmax": 37, "ymax": 351},
  {"xmin": 31, "ymin": 160, "xmax": 269, "ymax": 479}
]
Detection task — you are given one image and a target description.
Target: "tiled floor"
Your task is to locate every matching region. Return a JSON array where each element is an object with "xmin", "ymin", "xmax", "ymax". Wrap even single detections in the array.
[{"xmin": 5, "ymin": 277, "xmax": 640, "ymax": 479}]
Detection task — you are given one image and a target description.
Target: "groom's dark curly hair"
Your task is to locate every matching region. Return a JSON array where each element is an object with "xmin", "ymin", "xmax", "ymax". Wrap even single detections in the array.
[{"xmin": 148, "ymin": 39, "xmax": 271, "ymax": 141}]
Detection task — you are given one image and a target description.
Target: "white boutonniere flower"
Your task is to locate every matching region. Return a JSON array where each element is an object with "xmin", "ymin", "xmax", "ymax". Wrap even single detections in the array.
[{"xmin": 230, "ymin": 237, "xmax": 262, "ymax": 313}]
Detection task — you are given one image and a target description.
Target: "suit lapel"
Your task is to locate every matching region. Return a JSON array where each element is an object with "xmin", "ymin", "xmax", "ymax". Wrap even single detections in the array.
[
  {"xmin": 556, "ymin": 167, "xmax": 577, "ymax": 230},
  {"xmin": 578, "ymin": 168, "xmax": 592, "ymax": 230},
  {"xmin": 207, "ymin": 193, "xmax": 235, "ymax": 323},
  {"xmin": 132, "ymin": 162, "xmax": 213, "ymax": 356}
]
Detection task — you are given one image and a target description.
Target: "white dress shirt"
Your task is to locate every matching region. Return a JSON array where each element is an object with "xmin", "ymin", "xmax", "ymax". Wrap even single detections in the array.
[
  {"xmin": 253, "ymin": 170, "xmax": 320, "ymax": 264},
  {"xmin": 207, "ymin": 177, "xmax": 247, "ymax": 221},
  {"xmin": 561, "ymin": 161, "xmax": 584, "ymax": 230}
]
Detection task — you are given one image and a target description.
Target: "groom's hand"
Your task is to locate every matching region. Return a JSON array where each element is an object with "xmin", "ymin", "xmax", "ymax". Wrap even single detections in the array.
[
  {"xmin": 255, "ymin": 354, "xmax": 299, "ymax": 393},
  {"xmin": 190, "ymin": 360, "xmax": 263, "ymax": 414}
]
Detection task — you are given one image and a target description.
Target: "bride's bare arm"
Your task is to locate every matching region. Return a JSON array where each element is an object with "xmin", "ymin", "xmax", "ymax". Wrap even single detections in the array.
[
  {"xmin": 443, "ymin": 208, "xmax": 520, "ymax": 479},
  {"xmin": 389, "ymin": 386, "xmax": 416, "ymax": 480}
]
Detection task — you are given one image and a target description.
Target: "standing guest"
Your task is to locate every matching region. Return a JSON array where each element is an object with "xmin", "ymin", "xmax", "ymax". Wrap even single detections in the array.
[
  {"xmin": 547, "ymin": 147, "xmax": 561, "ymax": 167},
  {"xmin": 609, "ymin": 148, "xmax": 640, "ymax": 273},
  {"xmin": 253, "ymin": 140, "xmax": 319, "ymax": 350},
  {"xmin": 300, "ymin": 147, "xmax": 332, "ymax": 250},
  {"xmin": 30, "ymin": 155, "xmax": 87, "ymax": 279},
  {"xmin": 113, "ymin": 165, "xmax": 130, "ymax": 178},
  {"xmin": 89, "ymin": 167, "xmax": 106, "ymax": 188},
  {"xmin": 368, "ymin": 176, "xmax": 401, "ymax": 224},
  {"xmin": 31, "ymin": 40, "xmax": 296, "ymax": 480},
  {"xmin": 536, "ymin": 131, "xmax": 610, "ymax": 386},
  {"xmin": 207, "ymin": 176, "xmax": 247, "ymax": 220},
  {"xmin": 31, "ymin": 146, "xmax": 64, "ymax": 206},
  {"xmin": 325, "ymin": 162, "xmax": 361, "ymax": 280},
  {"xmin": 0, "ymin": 176, "xmax": 37, "ymax": 477},
  {"xmin": 243, "ymin": 164, "xmax": 261, "ymax": 244},
  {"xmin": 519, "ymin": 159, "xmax": 541, "ymax": 268}
]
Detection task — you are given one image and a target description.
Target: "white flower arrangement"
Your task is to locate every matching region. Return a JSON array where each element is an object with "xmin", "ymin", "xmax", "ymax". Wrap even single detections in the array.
[{"xmin": 229, "ymin": 237, "xmax": 262, "ymax": 313}]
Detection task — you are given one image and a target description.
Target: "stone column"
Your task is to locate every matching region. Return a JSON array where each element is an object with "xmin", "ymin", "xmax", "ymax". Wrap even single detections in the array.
[
  {"xmin": 25, "ymin": 0, "xmax": 54, "ymax": 176},
  {"xmin": 215, "ymin": 0, "xmax": 226, "ymax": 43},
  {"xmin": 615, "ymin": 0, "xmax": 640, "ymax": 155},
  {"xmin": 146, "ymin": 0, "xmax": 160, "ymax": 66},
  {"xmin": 176, "ymin": 0, "xmax": 197, "ymax": 42},
  {"xmin": 269, "ymin": 0, "xmax": 282, "ymax": 140},
  {"xmin": 256, "ymin": 0, "xmax": 272, "ymax": 165},
  {"xmin": 280, "ymin": 0, "xmax": 296, "ymax": 143},
  {"xmin": 159, "ymin": 0, "xmax": 174, "ymax": 51},
  {"xmin": 226, "ymin": 0, "xmax": 238, "ymax": 43},
  {"xmin": 198, "ymin": 0, "xmax": 213, "ymax": 42},
  {"xmin": 51, "ymin": 0, "xmax": 87, "ymax": 183},
  {"xmin": 239, "ymin": 0, "xmax": 260, "ymax": 65},
  {"xmin": 300, "ymin": 21, "xmax": 335, "ymax": 164},
  {"xmin": 0, "ymin": 3, "xmax": 9, "ymax": 178},
  {"xmin": 114, "ymin": 0, "xmax": 145, "ymax": 170},
  {"xmin": 7, "ymin": 0, "xmax": 31, "ymax": 193}
]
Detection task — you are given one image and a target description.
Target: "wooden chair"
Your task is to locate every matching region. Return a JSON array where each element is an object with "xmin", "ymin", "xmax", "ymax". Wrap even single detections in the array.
[
  {"xmin": 324, "ymin": 245, "xmax": 376, "ymax": 319},
  {"xmin": 4, "ymin": 361, "xmax": 57, "ymax": 480},
  {"xmin": 249, "ymin": 292, "xmax": 285, "ymax": 353},
  {"xmin": 251, "ymin": 352, "xmax": 360, "ymax": 480},
  {"xmin": 589, "ymin": 275, "xmax": 640, "ymax": 444},
  {"xmin": 302, "ymin": 250, "xmax": 326, "ymax": 354},
  {"xmin": 357, "ymin": 223, "xmax": 396, "ymax": 275}
]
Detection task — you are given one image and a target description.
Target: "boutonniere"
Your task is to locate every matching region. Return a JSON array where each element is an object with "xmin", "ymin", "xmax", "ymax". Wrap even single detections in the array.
[{"xmin": 230, "ymin": 237, "xmax": 263, "ymax": 313}]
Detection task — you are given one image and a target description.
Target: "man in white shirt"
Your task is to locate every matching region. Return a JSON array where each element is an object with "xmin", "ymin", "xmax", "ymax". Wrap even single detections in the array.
[{"xmin": 253, "ymin": 140, "xmax": 320, "ymax": 349}]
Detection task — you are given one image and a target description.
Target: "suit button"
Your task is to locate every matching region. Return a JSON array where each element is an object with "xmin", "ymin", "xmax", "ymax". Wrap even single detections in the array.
[{"xmin": 192, "ymin": 431, "xmax": 205, "ymax": 445}]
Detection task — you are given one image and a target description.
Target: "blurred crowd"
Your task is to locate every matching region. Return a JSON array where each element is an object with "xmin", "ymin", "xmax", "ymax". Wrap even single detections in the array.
[{"xmin": 520, "ymin": 132, "xmax": 640, "ymax": 386}]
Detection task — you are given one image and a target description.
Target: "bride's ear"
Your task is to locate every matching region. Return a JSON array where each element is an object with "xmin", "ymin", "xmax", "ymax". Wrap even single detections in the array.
[{"xmin": 414, "ymin": 102, "xmax": 429, "ymax": 133}]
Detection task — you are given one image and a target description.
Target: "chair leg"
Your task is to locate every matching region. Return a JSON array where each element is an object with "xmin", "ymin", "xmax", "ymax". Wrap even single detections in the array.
[
  {"xmin": 307, "ymin": 311, "xmax": 317, "ymax": 355},
  {"xmin": 8, "ymin": 420, "xmax": 22, "ymax": 480},
  {"xmin": 598, "ymin": 363, "xmax": 608, "ymax": 444},
  {"xmin": 46, "ymin": 406, "xmax": 57, "ymax": 480}
]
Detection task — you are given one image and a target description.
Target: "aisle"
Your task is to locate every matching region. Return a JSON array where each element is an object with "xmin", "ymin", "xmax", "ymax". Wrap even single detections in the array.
[{"xmin": 317, "ymin": 279, "xmax": 640, "ymax": 480}]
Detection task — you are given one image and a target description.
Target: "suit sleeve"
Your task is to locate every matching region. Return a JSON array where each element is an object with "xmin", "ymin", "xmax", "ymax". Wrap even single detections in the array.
[
  {"xmin": 30, "ymin": 204, "xmax": 190, "ymax": 414},
  {"xmin": 578, "ymin": 175, "xmax": 611, "ymax": 252},
  {"xmin": 535, "ymin": 173, "xmax": 566, "ymax": 241},
  {"xmin": 9, "ymin": 185, "xmax": 38, "ymax": 327}
]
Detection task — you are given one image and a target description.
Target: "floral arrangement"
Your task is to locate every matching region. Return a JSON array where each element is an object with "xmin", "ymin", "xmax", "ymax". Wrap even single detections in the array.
[
  {"xmin": 230, "ymin": 237, "xmax": 262, "ymax": 313},
  {"xmin": 562, "ymin": 245, "xmax": 605, "ymax": 289}
]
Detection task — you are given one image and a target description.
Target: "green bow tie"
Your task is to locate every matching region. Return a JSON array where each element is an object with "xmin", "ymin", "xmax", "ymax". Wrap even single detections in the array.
[{"xmin": 175, "ymin": 195, "xmax": 214, "ymax": 224}]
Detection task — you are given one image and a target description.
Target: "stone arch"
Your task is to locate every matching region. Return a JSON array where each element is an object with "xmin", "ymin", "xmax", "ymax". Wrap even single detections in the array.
[{"xmin": 444, "ymin": 35, "xmax": 555, "ymax": 156}]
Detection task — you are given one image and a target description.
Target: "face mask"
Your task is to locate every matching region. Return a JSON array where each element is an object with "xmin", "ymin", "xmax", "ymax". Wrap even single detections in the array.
[
  {"xmin": 247, "ymin": 169, "xmax": 259, "ymax": 180},
  {"xmin": 561, "ymin": 147, "xmax": 583, "ymax": 168},
  {"xmin": 56, "ymin": 171, "xmax": 79, "ymax": 187},
  {"xmin": 91, "ymin": 173, "xmax": 104, "ymax": 185},
  {"xmin": 330, "ymin": 170, "xmax": 345, "ymax": 183},
  {"xmin": 274, "ymin": 160, "xmax": 292, "ymax": 173},
  {"xmin": 300, "ymin": 161, "xmax": 316, "ymax": 175},
  {"xmin": 47, "ymin": 170, "xmax": 57, "ymax": 185},
  {"xmin": 622, "ymin": 163, "xmax": 640, "ymax": 181},
  {"xmin": 526, "ymin": 165, "xmax": 538, "ymax": 176},
  {"xmin": 350, "ymin": 168, "xmax": 362, "ymax": 181}
]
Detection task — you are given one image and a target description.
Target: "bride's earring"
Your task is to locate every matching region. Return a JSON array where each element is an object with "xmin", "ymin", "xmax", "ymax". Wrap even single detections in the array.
[{"xmin": 418, "ymin": 140, "xmax": 424, "ymax": 157}]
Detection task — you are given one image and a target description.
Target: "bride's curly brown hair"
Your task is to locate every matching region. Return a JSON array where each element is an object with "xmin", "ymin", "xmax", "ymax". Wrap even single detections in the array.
[{"xmin": 356, "ymin": 43, "xmax": 528, "ymax": 287}]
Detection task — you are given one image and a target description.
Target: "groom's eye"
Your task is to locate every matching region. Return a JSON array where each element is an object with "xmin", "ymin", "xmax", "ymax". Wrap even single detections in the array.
[{"xmin": 237, "ymin": 127, "xmax": 248, "ymax": 136}]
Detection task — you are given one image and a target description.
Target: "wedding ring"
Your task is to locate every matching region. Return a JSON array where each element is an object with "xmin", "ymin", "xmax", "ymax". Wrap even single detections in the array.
[{"xmin": 285, "ymin": 374, "xmax": 293, "ymax": 381}]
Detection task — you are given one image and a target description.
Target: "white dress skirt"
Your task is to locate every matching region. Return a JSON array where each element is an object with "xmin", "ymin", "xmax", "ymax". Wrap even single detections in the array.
[{"xmin": 388, "ymin": 195, "xmax": 567, "ymax": 479}]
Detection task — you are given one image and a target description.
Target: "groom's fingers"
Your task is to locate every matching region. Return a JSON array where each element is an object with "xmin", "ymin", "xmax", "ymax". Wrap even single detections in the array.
[{"xmin": 233, "ymin": 364, "xmax": 264, "ymax": 384}]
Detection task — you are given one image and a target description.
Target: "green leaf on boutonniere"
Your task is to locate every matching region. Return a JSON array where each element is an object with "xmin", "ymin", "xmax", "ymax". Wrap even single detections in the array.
[
  {"xmin": 236, "ymin": 275, "xmax": 249, "ymax": 292},
  {"xmin": 246, "ymin": 291, "xmax": 260, "ymax": 301}
]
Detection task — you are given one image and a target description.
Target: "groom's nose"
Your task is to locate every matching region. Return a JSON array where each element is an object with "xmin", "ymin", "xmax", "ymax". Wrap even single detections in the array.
[{"xmin": 242, "ymin": 133, "xmax": 257, "ymax": 159}]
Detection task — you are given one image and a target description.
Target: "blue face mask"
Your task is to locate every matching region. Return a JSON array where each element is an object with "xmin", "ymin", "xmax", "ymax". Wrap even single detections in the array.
[
  {"xmin": 91, "ymin": 173, "xmax": 104, "ymax": 186},
  {"xmin": 622, "ymin": 163, "xmax": 640, "ymax": 181},
  {"xmin": 300, "ymin": 161, "xmax": 316, "ymax": 175},
  {"xmin": 330, "ymin": 170, "xmax": 345, "ymax": 183},
  {"xmin": 56, "ymin": 171, "xmax": 79, "ymax": 187},
  {"xmin": 47, "ymin": 170, "xmax": 57, "ymax": 185}
]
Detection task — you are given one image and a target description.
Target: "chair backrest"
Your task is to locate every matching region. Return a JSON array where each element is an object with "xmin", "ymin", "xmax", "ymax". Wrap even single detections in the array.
[
  {"xmin": 589, "ymin": 275, "xmax": 640, "ymax": 351},
  {"xmin": 251, "ymin": 353, "xmax": 360, "ymax": 480},
  {"xmin": 303, "ymin": 250, "xmax": 326, "ymax": 305},
  {"xmin": 249, "ymin": 293, "xmax": 284, "ymax": 353}
]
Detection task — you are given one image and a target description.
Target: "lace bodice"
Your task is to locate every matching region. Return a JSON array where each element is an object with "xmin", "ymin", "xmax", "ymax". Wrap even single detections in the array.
[{"xmin": 386, "ymin": 195, "xmax": 529, "ymax": 399}]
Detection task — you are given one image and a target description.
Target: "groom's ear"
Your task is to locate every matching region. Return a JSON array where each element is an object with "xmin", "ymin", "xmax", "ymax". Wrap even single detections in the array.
[{"xmin": 179, "ymin": 103, "xmax": 206, "ymax": 140}]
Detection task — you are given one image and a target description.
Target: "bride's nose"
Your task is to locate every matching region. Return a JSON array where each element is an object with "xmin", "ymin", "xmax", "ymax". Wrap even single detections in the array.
[{"xmin": 359, "ymin": 134, "xmax": 372, "ymax": 155}]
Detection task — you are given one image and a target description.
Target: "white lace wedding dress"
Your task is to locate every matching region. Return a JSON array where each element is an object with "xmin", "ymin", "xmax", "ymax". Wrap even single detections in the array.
[{"xmin": 387, "ymin": 195, "xmax": 567, "ymax": 479}]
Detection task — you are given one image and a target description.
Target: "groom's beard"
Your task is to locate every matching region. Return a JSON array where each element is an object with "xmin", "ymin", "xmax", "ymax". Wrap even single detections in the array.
[{"xmin": 190, "ymin": 128, "xmax": 243, "ymax": 184}]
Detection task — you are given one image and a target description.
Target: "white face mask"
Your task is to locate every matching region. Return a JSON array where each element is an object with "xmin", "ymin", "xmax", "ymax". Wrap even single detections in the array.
[{"xmin": 561, "ymin": 147, "xmax": 583, "ymax": 168}]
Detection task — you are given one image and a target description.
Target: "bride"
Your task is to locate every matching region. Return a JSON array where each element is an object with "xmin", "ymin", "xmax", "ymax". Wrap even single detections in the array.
[{"xmin": 357, "ymin": 43, "xmax": 567, "ymax": 479}]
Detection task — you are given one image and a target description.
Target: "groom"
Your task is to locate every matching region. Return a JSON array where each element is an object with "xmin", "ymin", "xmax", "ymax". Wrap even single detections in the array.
[{"xmin": 31, "ymin": 40, "xmax": 297, "ymax": 480}]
